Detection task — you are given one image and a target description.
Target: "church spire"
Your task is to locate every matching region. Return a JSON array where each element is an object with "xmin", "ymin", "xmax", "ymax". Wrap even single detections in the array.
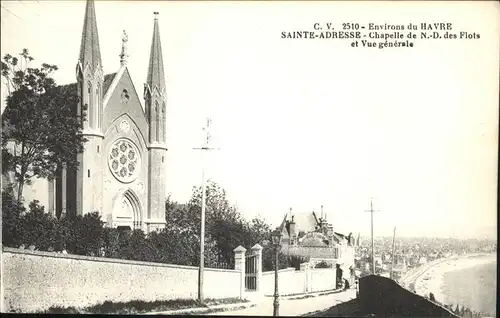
[
  {"xmin": 78, "ymin": 0, "xmax": 102, "ymax": 72},
  {"xmin": 145, "ymin": 12, "xmax": 166, "ymax": 95},
  {"xmin": 144, "ymin": 12, "xmax": 167, "ymax": 144}
]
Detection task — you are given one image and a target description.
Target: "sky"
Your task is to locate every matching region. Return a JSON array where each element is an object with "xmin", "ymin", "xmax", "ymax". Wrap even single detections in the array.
[{"xmin": 1, "ymin": 1, "xmax": 498, "ymax": 239}]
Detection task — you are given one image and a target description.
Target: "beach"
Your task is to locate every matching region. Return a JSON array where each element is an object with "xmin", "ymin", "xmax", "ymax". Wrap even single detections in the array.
[{"xmin": 412, "ymin": 253, "xmax": 496, "ymax": 311}]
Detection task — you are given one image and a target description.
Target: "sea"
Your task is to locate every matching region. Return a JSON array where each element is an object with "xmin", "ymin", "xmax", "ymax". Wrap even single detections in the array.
[{"xmin": 441, "ymin": 260, "xmax": 497, "ymax": 317}]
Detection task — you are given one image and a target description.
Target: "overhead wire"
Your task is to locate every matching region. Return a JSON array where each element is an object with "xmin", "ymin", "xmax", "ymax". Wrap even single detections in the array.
[
  {"xmin": 18, "ymin": 0, "xmax": 41, "ymax": 17},
  {"xmin": 1, "ymin": 4, "xmax": 24, "ymax": 21}
]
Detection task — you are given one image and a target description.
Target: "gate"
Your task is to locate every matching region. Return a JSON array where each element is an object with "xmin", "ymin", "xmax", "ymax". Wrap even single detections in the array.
[{"xmin": 245, "ymin": 254, "xmax": 257, "ymax": 291}]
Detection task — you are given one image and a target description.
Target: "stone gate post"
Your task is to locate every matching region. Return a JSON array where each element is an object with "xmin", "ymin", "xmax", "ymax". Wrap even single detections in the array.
[
  {"xmin": 300, "ymin": 262, "xmax": 312, "ymax": 293},
  {"xmin": 251, "ymin": 244, "xmax": 263, "ymax": 292},
  {"xmin": 233, "ymin": 245, "xmax": 247, "ymax": 299}
]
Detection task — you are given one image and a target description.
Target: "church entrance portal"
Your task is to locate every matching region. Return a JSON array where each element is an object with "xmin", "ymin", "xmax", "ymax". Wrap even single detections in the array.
[{"xmin": 112, "ymin": 190, "xmax": 142, "ymax": 230}]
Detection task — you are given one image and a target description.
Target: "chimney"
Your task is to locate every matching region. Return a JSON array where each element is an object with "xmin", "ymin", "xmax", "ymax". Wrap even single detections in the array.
[
  {"xmin": 327, "ymin": 224, "xmax": 334, "ymax": 246},
  {"xmin": 289, "ymin": 215, "xmax": 297, "ymax": 245},
  {"xmin": 321, "ymin": 205, "xmax": 324, "ymax": 220}
]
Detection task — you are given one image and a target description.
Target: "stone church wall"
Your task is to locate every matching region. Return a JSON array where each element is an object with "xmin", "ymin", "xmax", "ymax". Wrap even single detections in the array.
[
  {"xmin": 2, "ymin": 247, "xmax": 241, "ymax": 313},
  {"xmin": 102, "ymin": 70, "xmax": 149, "ymax": 137},
  {"xmin": 102, "ymin": 116, "xmax": 149, "ymax": 228}
]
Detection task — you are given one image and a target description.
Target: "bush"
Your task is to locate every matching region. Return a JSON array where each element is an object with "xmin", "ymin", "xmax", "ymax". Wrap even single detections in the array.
[
  {"xmin": 262, "ymin": 246, "xmax": 289, "ymax": 272},
  {"xmin": 62, "ymin": 212, "xmax": 104, "ymax": 255},
  {"xmin": 288, "ymin": 255, "xmax": 310, "ymax": 270},
  {"xmin": 2, "ymin": 187, "xmax": 25, "ymax": 247},
  {"xmin": 1, "ymin": 196, "xmax": 105, "ymax": 255},
  {"xmin": 20, "ymin": 200, "xmax": 58, "ymax": 250},
  {"xmin": 2, "ymin": 181, "xmax": 285, "ymax": 271},
  {"xmin": 315, "ymin": 261, "xmax": 332, "ymax": 268}
]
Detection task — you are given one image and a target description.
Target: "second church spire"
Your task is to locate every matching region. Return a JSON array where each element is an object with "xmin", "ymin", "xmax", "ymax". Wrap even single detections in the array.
[{"xmin": 144, "ymin": 12, "xmax": 167, "ymax": 144}]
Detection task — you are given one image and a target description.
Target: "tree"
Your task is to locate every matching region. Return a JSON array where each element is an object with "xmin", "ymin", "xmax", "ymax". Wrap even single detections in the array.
[
  {"xmin": 262, "ymin": 246, "xmax": 290, "ymax": 272},
  {"xmin": 168, "ymin": 182, "xmax": 316, "ymax": 270},
  {"xmin": 163, "ymin": 196, "xmax": 219, "ymax": 266},
  {"xmin": 1, "ymin": 49, "xmax": 86, "ymax": 201},
  {"xmin": 185, "ymin": 181, "xmax": 284, "ymax": 266},
  {"xmin": 188, "ymin": 181, "xmax": 247, "ymax": 264},
  {"xmin": 248, "ymin": 216, "xmax": 272, "ymax": 245}
]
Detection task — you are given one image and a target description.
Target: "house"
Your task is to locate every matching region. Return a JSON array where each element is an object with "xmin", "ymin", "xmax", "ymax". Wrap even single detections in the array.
[{"xmin": 277, "ymin": 206, "xmax": 357, "ymax": 284}]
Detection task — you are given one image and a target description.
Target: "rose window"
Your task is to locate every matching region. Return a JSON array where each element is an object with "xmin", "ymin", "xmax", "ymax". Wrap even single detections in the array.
[{"xmin": 108, "ymin": 139, "xmax": 140, "ymax": 183}]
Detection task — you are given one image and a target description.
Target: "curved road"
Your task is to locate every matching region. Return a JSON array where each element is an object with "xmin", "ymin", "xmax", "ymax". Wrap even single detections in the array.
[{"xmin": 210, "ymin": 290, "xmax": 357, "ymax": 316}]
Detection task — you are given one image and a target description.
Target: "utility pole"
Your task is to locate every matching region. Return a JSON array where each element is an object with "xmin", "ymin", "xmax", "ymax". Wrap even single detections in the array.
[
  {"xmin": 364, "ymin": 197, "xmax": 380, "ymax": 275},
  {"xmin": 193, "ymin": 118, "xmax": 219, "ymax": 302},
  {"xmin": 390, "ymin": 226, "xmax": 396, "ymax": 280}
]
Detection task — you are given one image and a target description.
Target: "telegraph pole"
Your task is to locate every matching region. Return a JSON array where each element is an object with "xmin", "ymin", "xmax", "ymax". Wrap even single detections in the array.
[
  {"xmin": 193, "ymin": 118, "xmax": 219, "ymax": 302},
  {"xmin": 390, "ymin": 226, "xmax": 396, "ymax": 280},
  {"xmin": 364, "ymin": 197, "xmax": 380, "ymax": 275}
]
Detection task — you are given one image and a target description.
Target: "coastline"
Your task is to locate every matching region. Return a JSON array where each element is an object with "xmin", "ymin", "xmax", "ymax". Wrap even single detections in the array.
[{"xmin": 412, "ymin": 253, "xmax": 496, "ymax": 307}]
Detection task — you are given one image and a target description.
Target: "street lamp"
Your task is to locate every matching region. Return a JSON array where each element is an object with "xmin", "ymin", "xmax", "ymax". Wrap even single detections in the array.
[{"xmin": 271, "ymin": 229, "xmax": 282, "ymax": 317}]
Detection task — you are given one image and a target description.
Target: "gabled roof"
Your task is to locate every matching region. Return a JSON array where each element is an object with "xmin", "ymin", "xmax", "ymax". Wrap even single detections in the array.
[
  {"xmin": 279, "ymin": 214, "xmax": 289, "ymax": 239},
  {"xmin": 334, "ymin": 232, "xmax": 347, "ymax": 239},
  {"xmin": 331, "ymin": 232, "xmax": 345, "ymax": 244},
  {"xmin": 103, "ymin": 73, "xmax": 117, "ymax": 93},
  {"xmin": 285, "ymin": 212, "xmax": 322, "ymax": 234},
  {"xmin": 54, "ymin": 72, "xmax": 116, "ymax": 97},
  {"xmin": 312, "ymin": 210, "xmax": 320, "ymax": 225},
  {"xmin": 78, "ymin": 0, "xmax": 102, "ymax": 72}
]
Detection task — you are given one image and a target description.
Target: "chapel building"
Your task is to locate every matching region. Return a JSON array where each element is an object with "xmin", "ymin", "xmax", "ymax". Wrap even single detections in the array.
[{"xmin": 3, "ymin": 0, "xmax": 168, "ymax": 232}]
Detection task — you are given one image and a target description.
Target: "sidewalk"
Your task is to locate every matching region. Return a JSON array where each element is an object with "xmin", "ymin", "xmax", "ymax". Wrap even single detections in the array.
[
  {"xmin": 145, "ymin": 289, "xmax": 357, "ymax": 316},
  {"xmin": 209, "ymin": 289, "xmax": 357, "ymax": 316},
  {"xmin": 145, "ymin": 301, "xmax": 257, "ymax": 315}
]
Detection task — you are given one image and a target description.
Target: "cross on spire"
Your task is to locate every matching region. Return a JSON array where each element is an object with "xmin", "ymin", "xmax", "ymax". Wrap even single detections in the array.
[{"xmin": 120, "ymin": 29, "xmax": 129, "ymax": 66}]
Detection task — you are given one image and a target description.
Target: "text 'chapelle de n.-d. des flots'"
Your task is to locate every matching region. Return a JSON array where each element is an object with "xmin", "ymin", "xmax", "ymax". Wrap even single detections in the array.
[{"xmin": 280, "ymin": 22, "xmax": 480, "ymax": 46}]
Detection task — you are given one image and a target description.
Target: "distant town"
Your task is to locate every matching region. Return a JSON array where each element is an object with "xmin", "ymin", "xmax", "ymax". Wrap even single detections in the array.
[{"xmin": 355, "ymin": 235, "xmax": 497, "ymax": 281}]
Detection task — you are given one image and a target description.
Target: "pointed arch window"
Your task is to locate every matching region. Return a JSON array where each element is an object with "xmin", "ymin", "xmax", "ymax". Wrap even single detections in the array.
[
  {"xmin": 162, "ymin": 102, "xmax": 166, "ymax": 142},
  {"xmin": 155, "ymin": 101, "xmax": 160, "ymax": 142},
  {"xmin": 88, "ymin": 81, "xmax": 93, "ymax": 128},
  {"xmin": 96, "ymin": 84, "xmax": 100, "ymax": 129}
]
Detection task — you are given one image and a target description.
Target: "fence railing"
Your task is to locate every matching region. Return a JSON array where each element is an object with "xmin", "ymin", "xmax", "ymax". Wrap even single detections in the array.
[
  {"xmin": 245, "ymin": 254, "xmax": 257, "ymax": 290},
  {"xmin": 205, "ymin": 260, "xmax": 234, "ymax": 269}
]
